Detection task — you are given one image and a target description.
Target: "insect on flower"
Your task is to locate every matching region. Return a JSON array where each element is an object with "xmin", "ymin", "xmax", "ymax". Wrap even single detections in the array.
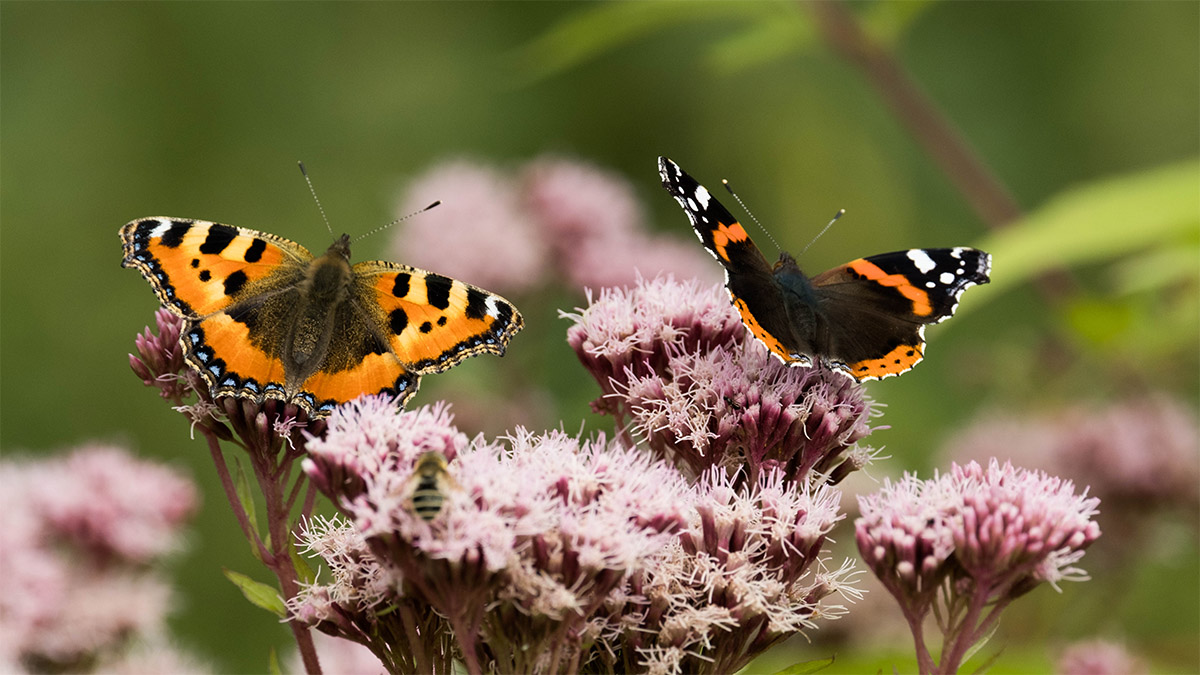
[{"xmin": 405, "ymin": 451, "xmax": 457, "ymax": 522}]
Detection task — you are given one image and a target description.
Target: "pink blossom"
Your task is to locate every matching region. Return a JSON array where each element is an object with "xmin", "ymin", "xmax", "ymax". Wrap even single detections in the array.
[
  {"xmin": 391, "ymin": 159, "xmax": 550, "ymax": 294},
  {"xmin": 855, "ymin": 460, "xmax": 1102, "ymax": 674},
  {"xmin": 31, "ymin": 445, "xmax": 198, "ymax": 563},
  {"xmin": 0, "ymin": 446, "xmax": 200, "ymax": 672},
  {"xmin": 300, "ymin": 400, "xmax": 690, "ymax": 673},
  {"xmin": 942, "ymin": 396, "xmax": 1199, "ymax": 516},
  {"xmin": 1056, "ymin": 639, "xmax": 1147, "ymax": 675},
  {"xmin": 565, "ymin": 275, "xmax": 877, "ymax": 485},
  {"xmin": 522, "ymin": 157, "xmax": 718, "ymax": 288},
  {"xmin": 948, "ymin": 460, "xmax": 1101, "ymax": 594},
  {"xmin": 296, "ymin": 398, "xmax": 856, "ymax": 674},
  {"xmin": 606, "ymin": 468, "xmax": 854, "ymax": 674}
]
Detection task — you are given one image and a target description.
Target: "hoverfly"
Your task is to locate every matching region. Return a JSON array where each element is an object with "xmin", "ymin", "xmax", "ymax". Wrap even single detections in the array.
[{"xmin": 405, "ymin": 451, "xmax": 456, "ymax": 522}]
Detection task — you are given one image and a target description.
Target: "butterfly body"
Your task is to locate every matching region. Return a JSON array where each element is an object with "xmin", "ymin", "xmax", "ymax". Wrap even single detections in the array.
[
  {"xmin": 659, "ymin": 157, "xmax": 991, "ymax": 381},
  {"xmin": 121, "ymin": 218, "xmax": 522, "ymax": 417}
]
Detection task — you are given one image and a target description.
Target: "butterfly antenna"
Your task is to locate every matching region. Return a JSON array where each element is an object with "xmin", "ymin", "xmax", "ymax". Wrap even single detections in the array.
[
  {"xmin": 723, "ymin": 178, "xmax": 784, "ymax": 255},
  {"xmin": 298, "ymin": 162, "xmax": 335, "ymax": 238},
  {"xmin": 354, "ymin": 201, "xmax": 441, "ymax": 244},
  {"xmin": 799, "ymin": 209, "xmax": 845, "ymax": 256}
]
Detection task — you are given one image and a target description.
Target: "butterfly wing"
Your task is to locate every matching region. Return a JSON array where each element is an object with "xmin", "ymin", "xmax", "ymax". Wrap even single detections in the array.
[
  {"xmin": 658, "ymin": 157, "xmax": 813, "ymax": 363},
  {"xmin": 350, "ymin": 261, "xmax": 523, "ymax": 372},
  {"xmin": 809, "ymin": 247, "xmax": 991, "ymax": 380},
  {"xmin": 286, "ymin": 261, "xmax": 524, "ymax": 414},
  {"xmin": 122, "ymin": 217, "xmax": 322, "ymax": 404},
  {"xmin": 120, "ymin": 217, "xmax": 313, "ymax": 318}
]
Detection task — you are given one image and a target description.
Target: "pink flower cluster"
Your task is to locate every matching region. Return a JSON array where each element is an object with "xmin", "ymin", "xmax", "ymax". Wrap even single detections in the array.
[
  {"xmin": 943, "ymin": 396, "xmax": 1199, "ymax": 519},
  {"xmin": 564, "ymin": 276, "xmax": 878, "ymax": 485},
  {"xmin": 292, "ymin": 398, "xmax": 856, "ymax": 674},
  {"xmin": 0, "ymin": 445, "xmax": 203, "ymax": 673},
  {"xmin": 855, "ymin": 459, "xmax": 1102, "ymax": 674},
  {"xmin": 390, "ymin": 157, "xmax": 720, "ymax": 295}
]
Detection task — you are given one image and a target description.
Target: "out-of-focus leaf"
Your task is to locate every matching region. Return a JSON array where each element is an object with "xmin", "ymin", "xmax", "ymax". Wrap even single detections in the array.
[
  {"xmin": 1114, "ymin": 240, "xmax": 1200, "ymax": 295},
  {"xmin": 235, "ymin": 459, "xmax": 264, "ymax": 563},
  {"xmin": 290, "ymin": 539, "xmax": 317, "ymax": 586},
  {"xmin": 968, "ymin": 159, "xmax": 1200, "ymax": 310},
  {"xmin": 860, "ymin": 0, "xmax": 940, "ymax": 47},
  {"xmin": 510, "ymin": 2, "xmax": 783, "ymax": 85},
  {"xmin": 223, "ymin": 568, "xmax": 287, "ymax": 619},
  {"xmin": 771, "ymin": 654, "xmax": 837, "ymax": 674},
  {"xmin": 707, "ymin": 11, "xmax": 814, "ymax": 75},
  {"xmin": 1066, "ymin": 297, "xmax": 1136, "ymax": 347},
  {"xmin": 268, "ymin": 647, "xmax": 282, "ymax": 675}
]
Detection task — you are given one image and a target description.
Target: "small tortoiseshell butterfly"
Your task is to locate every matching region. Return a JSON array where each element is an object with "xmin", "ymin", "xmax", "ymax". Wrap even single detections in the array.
[
  {"xmin": 121, "ymin": 217, "xmax": 523, "ymax": 418},
  {"xmin": 659, "ymin": 157, "xmax": 990, "ymax": 381}
]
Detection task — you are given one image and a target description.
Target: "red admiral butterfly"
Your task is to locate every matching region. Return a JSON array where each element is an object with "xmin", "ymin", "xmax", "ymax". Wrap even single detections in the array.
[{"xmin": 658, "ymin": 157, "xmax": 991, "ymax": 381}]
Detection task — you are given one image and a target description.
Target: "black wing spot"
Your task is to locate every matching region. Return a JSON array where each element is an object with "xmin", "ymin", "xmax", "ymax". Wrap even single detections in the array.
[
  {"xmin": 389, "ymin": 308, "xmax": 408, "ymax": 335},
  {"xmin": 199, "ymin": 270, "xmax": 211, "ymax": 282},
  {"xmin": 437, "ymin": 316, "xmax": 447, "ymax": 326},
  {"xmin": 161, "ymin": 221, "xmax": 191, "ymax": 248},
  {"xmin": 464, "ymin": 288, "xmax": 489, "ymax": 320},
  {"xmin": 244, "ymin": 238, "xmax": 267, "ymax": 263},
  {"xmin": 223, "ymin": 270, "xmax": 248, "ymax": 296},
  {"xmin": 425, "ymin": 274, "xmax": 453, "ymax": 310},
  {"xmin": 200, "ymin": 224, "xmax": 238, "ymax": 255},
  {"xmin": 419, "ymin": 321, "xmax": 433, "ymax": 334},
  {"xmin": 392, "ymin": 273, "xmax": 411, "ymax": 299}
]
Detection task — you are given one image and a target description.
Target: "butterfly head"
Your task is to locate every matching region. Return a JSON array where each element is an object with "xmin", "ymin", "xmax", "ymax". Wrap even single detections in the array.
[{"xmin": 324, "ymin": 234, "xmax": 353, "ymax": 261}]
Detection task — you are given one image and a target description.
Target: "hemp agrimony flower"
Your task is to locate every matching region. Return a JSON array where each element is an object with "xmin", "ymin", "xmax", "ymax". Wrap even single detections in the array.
[
  {"xmin": 856, "ymin": 459, "xmax": 1102, "ymax": 674},
  {"xmin": 565, "ymin": 276, "xmax": 878, "ymax": 486}
]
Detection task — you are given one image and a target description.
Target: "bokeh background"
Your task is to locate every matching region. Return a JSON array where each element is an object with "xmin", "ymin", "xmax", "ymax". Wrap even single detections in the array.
[{"xmin": 2, "ymin": 2, "xmax": 1196, "ymax": 673}]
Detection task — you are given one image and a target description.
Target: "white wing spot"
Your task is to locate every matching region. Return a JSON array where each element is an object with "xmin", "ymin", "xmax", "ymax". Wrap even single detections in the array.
[
  {"xmin": 907, "ymin": 249, "xmax": 937, "ymax": 274},
  {"xmin": 940, "ymin": 272, "xmax": 955, "ymax": 285},
  {"xmin": 149, "ymin": 220, "xmax": 174, "ymax": 238},
  {"xmin": 695, "ymin": 185, "xmax": 711, "ymax": 209}
]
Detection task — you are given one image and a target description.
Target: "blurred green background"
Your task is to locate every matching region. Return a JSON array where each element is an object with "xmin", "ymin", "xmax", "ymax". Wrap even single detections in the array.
[{"xmin": 2, "ymin": 2, "xmax": 1196, "ymax": 673}]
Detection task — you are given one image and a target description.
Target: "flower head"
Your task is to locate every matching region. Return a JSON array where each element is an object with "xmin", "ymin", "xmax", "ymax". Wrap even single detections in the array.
[
  {"xmin": 948, "ymin": 460, "xmax": 1101, "ymax": 594},
  {"xmin": 565, "ymin": 276, "xmax": 877, "ymax": 485},
  {"xmin": 856, "ymin": 459, "xmax": 1102, "ymax": 674},
  {"xmin": 300, "ymin": 400, "xmax": 692, "ymax": 673},
  {"xmin": 1056, "ymin": 639, "xmax": 1147, "ymax": 675},
  {"xmin": 522, "ymin": 157, "xmax": 718, "ymax": 288},
  {"xmin": 0, "ymin": 446, "xmax": 199, "ymax": 671},
  {"xmin": 392, "ymin": 159, "xmax": 551, "ymax": 294},
  {"xmin": 942, "ymin": 396, "xmax": 1199, "ymax": 517}
]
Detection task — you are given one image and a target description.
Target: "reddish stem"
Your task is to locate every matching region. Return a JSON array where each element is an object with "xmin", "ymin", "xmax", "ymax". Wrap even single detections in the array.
[{"xmin": 200, "ymin": 420, "xmax": 323, "ymax": 674}]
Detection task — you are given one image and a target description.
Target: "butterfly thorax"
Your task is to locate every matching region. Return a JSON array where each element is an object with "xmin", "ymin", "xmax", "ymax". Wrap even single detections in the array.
[
  {"xmin": 771, "ymin": 252, "xmax": 826, "ymax": 356},
  {"xmin": 285, "ymin": 236, "xmax": 356, "ymax": 374}
]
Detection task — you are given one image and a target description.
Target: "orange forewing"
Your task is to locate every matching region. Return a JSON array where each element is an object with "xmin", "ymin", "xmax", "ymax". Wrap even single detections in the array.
[{"xmin": 121, "ymin": 218, "xmax": 310, "ymax": 317}]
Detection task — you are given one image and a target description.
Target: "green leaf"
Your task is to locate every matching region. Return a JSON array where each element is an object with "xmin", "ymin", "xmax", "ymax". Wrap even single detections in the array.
[
  {"xmin": 1066, "ymin": 297, "xmax": 1136, "ymax": 347},
  {"xmin": 268, "ymin": 647, "xmax": 282, "ymax": 675},
  {"xmin": 967, "ymin": 159, "xmax": 1200, "ymax": 312},
  {"xmin": 234, "ymin": 458, "xmax": 262, "ymax": 562},
  {"xmin": 707, "ymin": 11, "xmax": 814, "ymax": 76},
  {"xmin": 510, "ymin": 2, "xmax": 782, "ymax": 85},
  {"xmin": 290, "ymin": 539, "xmax": 317, "ymax": 586},
  {"xmin": 223, "ymin": 568, "xmax": 287, "ymax": 618},
  {"xmin": 962, "ymin": 619, "xmax": 1001, "ymax": 666},
  {"xmin": 772, "ymin": 654, "xmax": 837, "ymax": 675},
  {"xmin": 860, "ymin": 0, "xmax": 940, "ymax": 47}
]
